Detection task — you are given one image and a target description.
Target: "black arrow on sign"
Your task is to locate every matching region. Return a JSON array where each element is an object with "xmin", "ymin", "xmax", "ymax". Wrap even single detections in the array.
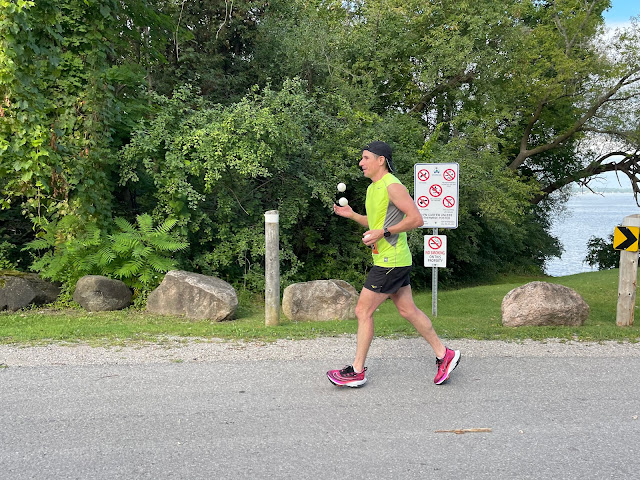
[{"xmin": 616, "ymin": 226, "xmax": 638, "ymax": 250}]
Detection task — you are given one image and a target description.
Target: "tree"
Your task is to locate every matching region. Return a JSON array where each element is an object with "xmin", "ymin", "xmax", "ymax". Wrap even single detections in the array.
[
  {"xmin": 500, "ymin": 3, "xmax": 640, "ymax": 204},
  {"xmin": 4, "ymin": 0, "xmax": 638, "ymax": 291},
  {"xmin": 0, "ymin": 0, "xmax": 181, "ymax": 289},
  {"xmin": 0, "ymin": 0, "xmax": 150, "ymax": 224},
  {"xmin": 1, "ymin": 0, "xmax": 119, "ymax": 283},
  {"xmin": 257, "ymin": 1, "xmax": 640, "ymax": 200},
  {"xmin": 143, "ymin": 0, "xmax": 267, "ymax": 104},
  {"xmin": 585, "ymin": 233, "xmax": 618, "ymax": 270},
  {"xmin": 252, "ymin": 0, "xmax": 639, "ymax": 281},
  {"xmin": 119, "ymin": 80, "xmax": 414, "ymax": 289}
]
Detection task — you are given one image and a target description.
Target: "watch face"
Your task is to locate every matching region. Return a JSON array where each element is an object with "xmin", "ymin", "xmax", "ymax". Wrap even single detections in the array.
[{"xmin": 384, "ymin": 228, "xmax": 390, "ymax": 237}]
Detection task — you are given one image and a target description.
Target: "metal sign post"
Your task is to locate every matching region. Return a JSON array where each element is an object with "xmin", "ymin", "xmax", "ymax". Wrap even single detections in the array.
[
  {"xmin": 432, "ymin": 228, "xmax": 438, "ymax": 317},
  {"xmin": 415, "ymin": 163, "xmax": 459, "ymax": 317},
  {"xmin": 424, "ymin": 230, "xmax": 447, "ymax": 317}
]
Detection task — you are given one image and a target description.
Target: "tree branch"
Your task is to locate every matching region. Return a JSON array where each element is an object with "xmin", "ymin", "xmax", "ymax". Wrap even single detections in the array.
[
  {"xmin": 531, "ymin": 151, "xmax": 640, "ymax": 204},
  {"xmin": 524, "ymin": 100, "xmax": 546, "ymax": 150},
  {"xmin": 408, "ymin": 71, "xmax": 475, "ymax": 114},
  {"xmin": 553, "ymin": 0, "xmax": 597, "ymax": 54},
  {"xmin": 508, "ymin": 67, "xmax": 640, "ymax": 171},
  {"xmin": 581, "ymin": 127, "xmax": 635, "ymax": 141}
]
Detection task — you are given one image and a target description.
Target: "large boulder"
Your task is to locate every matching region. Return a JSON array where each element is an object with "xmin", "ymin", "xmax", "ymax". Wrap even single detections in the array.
[
  {"xmin": 73, "ymin": 275, "xmax": 132, "ymax": 312},
  {"xmin": 501, "ymin": 281, "xmax": 590, "ymax": 327},
  {"xmin": 146, "ymin": 270, "xmax": 237, "ymax": 322},
  {"xmin": 0, "ymin": 272, "xmax": 61, "ymax": 312},
  {"xmin": 282, "ymin": 279, "xmax": 359, "ymax": 322}
]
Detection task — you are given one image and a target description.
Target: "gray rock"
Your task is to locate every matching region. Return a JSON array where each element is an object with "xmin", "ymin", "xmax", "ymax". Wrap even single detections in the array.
[
  {"xmin": 146, "ymin": 270, "xmax": 237, "ymax": 322},
  {"xmin": 73, "ymin": 275, "xmax": 132, "ymax": 312},
  {"xmin": 501, "ymin": 281, "xmax": 590, "ymax": 327},
  {"xmin": 0, "ymin": 273, "xmax": 61, "ymax": 311},
  {"xmin": 282, "ymin": 279, "xmax": 359, "ymax": 322}
]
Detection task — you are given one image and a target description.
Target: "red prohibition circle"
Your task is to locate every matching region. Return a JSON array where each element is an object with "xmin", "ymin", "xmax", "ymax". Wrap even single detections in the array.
[
  {"xmin": 429, "ymin": 184, "xmax": 443, "ymax": 197},
  {"xmin": 417, "ymin": 196, "xmax": 430, "ymax": 208},
  {"xmin": 443, "ymin": 169, "xmax": 456, "ymax": 182},
  {"xmin": 417, "ymin": 169, "xmax": 430, "ymax": 182},
  {"xmin": 443, "ymin": 196, "xmax": 455, "ymax": 208},
  {"xmin": 428, "ymin": 237, "xmax": 442, "ymax": 249}
]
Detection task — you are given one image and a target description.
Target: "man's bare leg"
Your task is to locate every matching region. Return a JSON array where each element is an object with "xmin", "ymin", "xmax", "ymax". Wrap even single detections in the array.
[
  {"xmin": 352, "ymin": 288, "xmax": 389, "ymax": 373},
  {"xmin": 390, "ymin": 285, "xmax": 446, "ymax": 358}
]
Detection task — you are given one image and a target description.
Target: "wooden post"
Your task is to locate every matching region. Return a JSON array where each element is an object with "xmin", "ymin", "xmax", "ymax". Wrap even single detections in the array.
[
  {"xmin": 264, "ymin": 210, "xmax": 280, "ymax": 326},
  {"xmin": 616, "ymin": 214, "xmax": 640, "ymax": 327}
]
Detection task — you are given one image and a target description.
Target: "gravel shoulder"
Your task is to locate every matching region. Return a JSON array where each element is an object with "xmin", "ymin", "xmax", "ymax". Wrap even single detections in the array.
[{"xmin": 1, "ymin": 336, "xmax": 640, "ymax": 367}]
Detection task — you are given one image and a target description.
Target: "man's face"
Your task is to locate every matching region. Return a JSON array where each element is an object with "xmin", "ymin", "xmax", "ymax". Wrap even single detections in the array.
[{"xmin": 359, "ymin": 150, "xmax": 383, "ymax": 179}]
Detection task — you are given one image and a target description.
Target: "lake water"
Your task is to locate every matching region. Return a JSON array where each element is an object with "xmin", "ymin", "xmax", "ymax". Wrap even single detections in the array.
[{"xmin": 545, "ymin": 192, "xmax": 640, "ymax": 277}]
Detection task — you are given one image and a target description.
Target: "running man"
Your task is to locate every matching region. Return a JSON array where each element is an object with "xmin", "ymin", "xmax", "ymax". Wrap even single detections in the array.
[{"xmin": 327, "ymin": 141, "xmax": 460, "ymax": 387}]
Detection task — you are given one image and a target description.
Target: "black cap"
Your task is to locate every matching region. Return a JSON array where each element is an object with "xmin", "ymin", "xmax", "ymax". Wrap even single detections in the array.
[{"xmin": 363, "ymin": 141, "xmax": 394, "ymax": 173}]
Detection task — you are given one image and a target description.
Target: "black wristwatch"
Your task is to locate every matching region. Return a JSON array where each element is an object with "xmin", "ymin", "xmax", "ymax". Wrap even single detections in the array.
[{"xmin": 383, "ymin": 227, "xmax": 391, "ymax": 238}]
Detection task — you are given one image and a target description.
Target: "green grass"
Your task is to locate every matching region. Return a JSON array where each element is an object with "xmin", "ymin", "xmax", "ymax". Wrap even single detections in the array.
[{"xmin": 1, "ymin": 269, "xmax": 638, "ymax": 345}]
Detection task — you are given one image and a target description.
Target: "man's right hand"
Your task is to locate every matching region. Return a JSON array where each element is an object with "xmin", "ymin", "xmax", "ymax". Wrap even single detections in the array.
[{"xmin": 333, "ymin": 203, "xmax": 353, "ymax": 219}]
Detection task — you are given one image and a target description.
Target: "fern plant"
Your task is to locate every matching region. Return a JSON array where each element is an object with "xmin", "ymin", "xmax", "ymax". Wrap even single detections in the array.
[
  {"xmin": 27, "ymin": 214, "xmax": 189, "ymax": 299},
  {"xmin": 26, "ymin": 216, "xmax": 103, "ymax": 293},
  {"xmin": 89, "ymin": 214, "xmax": 189, "ymax": 292}
]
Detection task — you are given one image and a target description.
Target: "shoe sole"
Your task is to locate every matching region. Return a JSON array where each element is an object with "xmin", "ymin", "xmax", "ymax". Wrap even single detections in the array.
[
  {"xmin": 327, "ymin": 375, "xmax": 367, "ymax": 388},
  {"xmin": 435, "ymin": 351, "xmax": 461, "ymax": 385}
]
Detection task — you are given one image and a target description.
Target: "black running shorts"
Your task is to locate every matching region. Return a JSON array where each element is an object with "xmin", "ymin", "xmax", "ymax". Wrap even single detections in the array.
[{"xmin": 363, "ymin": 265, "xmax": 412, "ymax": 294}]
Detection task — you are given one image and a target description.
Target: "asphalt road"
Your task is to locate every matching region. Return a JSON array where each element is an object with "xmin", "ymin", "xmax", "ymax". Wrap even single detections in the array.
[{"xmin": 1, "ymin": 341, "xmax": 640, "ymax": 479}]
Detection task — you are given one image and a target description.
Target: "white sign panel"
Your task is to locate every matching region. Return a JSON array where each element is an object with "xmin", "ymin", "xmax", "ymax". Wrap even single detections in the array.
[
  {"xmin": 424, "ymin": 235, "xmax": 447, "ymax": 268},
  {"xmin": 414, "ymin": 163, "xmax": 459, "ymax": 229}
]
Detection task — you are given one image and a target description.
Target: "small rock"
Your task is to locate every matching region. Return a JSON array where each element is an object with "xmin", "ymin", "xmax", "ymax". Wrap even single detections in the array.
[
  {"xmin": 73, "ymin": 275, "xmax": 132, "ymax": 312},
  {"xmin": 146, "ymin": 270, "xmax": 238, "ymax": 322},
  {"xmin": 501, "ymin": 281, "xmax": 589, "ymax": 327},
  {"xmin": 282, "ymin": 279, "xmax": 359, "ymax": 322},
  {"xmin": 0, "ymin": 273, "xmax": 60, "ymax": 311}
]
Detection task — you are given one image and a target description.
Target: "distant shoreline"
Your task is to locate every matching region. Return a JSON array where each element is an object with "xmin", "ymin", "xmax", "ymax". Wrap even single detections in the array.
[
  {"xmin": 547, "ymin": 190, "xmax": 638, "ymax": 276},
  {"xmin": 571, "ymin": 188, "xmax": 633, "ymax": 194}
]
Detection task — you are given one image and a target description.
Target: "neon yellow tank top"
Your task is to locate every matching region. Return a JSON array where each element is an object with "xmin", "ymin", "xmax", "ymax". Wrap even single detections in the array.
[{"xmin": 365, "ymin": 173, "xmax": 413, "ymax": 267}]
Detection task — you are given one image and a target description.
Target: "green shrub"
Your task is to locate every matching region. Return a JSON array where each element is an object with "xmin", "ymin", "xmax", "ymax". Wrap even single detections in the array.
[
  {"xmin": 26, "ymin": 214, "xmax": 188, "ymax": 298},
  {"xmin": 585, "ymin": 234, "xmax": 618, "ymax": 270},
  {"xmin": 0, "ymin": 241, "xmax": 18, "ymax": 270}
]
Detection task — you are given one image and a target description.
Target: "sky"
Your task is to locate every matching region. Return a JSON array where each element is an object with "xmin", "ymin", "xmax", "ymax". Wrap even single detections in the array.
[
  {"xmin": 603, "ymin": 0, "xmax": 639, "ymax": 28},
  {"xmin": 590, "ymin": 1, "xmax": 639, "ymax": 189}
]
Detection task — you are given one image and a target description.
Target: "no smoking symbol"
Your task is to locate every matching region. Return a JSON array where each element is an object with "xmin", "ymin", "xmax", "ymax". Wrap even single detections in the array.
[
  {"xmin": 417, "ymin": 196, "xmax": 430, "ymax": 208},
  {"xmin": 429, "ymin": 184, "xmax": 443, "ymax": 197},
  {"xmin": 428, "ymin": 237, "xmax": 442, "ymax": 249},
  {"xmin": 443, "ymin": 196, "xmax": 455, "ymax": 208},
  {"xmin": 443, "ymin": 169, "xmax": 456, "ymax": 182},
  {"xmin": 417, "ymin": 169, "xmax": 430, "ymax": 182}
]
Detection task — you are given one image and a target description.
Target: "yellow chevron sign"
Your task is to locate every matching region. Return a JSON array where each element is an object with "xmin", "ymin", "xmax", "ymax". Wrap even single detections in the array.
[{"xmin": 614, "ymin": 226, "xmax": 639, "ymax": 251}]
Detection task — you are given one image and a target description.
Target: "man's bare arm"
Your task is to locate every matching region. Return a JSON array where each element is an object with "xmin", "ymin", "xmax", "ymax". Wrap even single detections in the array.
[{"xmin": 333, "ymin": 203, "xmax": 369, "ymax": 228}]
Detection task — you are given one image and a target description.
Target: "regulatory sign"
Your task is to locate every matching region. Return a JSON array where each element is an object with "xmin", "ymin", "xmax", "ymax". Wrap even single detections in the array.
[
  {"xmin": 614, "ymin": 226, "xmax": 639, "ymax": 251},
  {"xmin": 424, "ymin": 235, "xmax": 447, "ymax": 267},
  {"xmin": 416, "ymin": 195, "xmax": 430, "ymax": 208},
  {"xmin": 417, "ymin": 169, "xmax": 430, "ymax": 182},
  {"xmin": 429, "ymin": 184, "xmax": 443, "ymax": 197},
  {"xmin": 414, "ymin": 163, "xmax": 459, "ymax": 229},
  {"xmin": 443, "ymin": 196, "xmax": 455, "ymax": 208},
  {"xmin": 443, "ymin": 168, "xmax": 456, "ymax": 182}
]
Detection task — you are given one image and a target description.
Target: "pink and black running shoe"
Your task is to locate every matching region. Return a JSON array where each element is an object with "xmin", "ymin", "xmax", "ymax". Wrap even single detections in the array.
[
  {"xmin": 434, "ymin": 347, "xmax": 461, "ymax": 385},
  {"xmin": 327, "ymin": 365, "xmax": 367, "ymax": 387}
]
